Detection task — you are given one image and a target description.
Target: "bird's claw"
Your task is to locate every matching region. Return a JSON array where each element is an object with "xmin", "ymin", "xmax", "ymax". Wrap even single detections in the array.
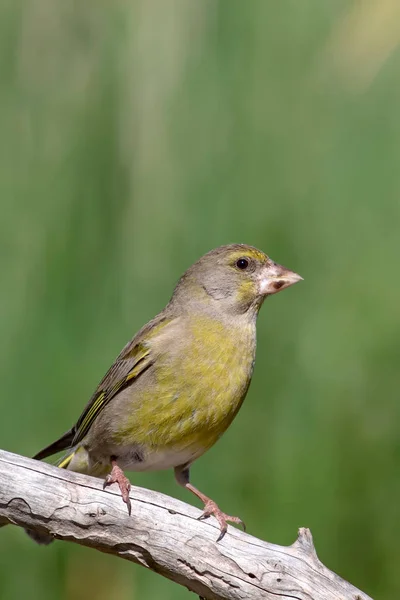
[
  {"xmin": 198, "ymin": 499, "xmax": 246, "ymax": 541},
  {"xmin": 103, "ymin": 464, "xmax": 132, "ymax": 515}
]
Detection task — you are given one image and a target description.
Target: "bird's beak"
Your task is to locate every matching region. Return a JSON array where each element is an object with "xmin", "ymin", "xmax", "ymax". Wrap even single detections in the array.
[{"xmin": 259, "ymin": 261, "xmax": 303, "ymax": 296}]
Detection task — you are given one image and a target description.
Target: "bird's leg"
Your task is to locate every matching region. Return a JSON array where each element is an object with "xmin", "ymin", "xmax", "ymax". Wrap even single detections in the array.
[
  {"xmin": 174, "ymin": 466, "xmax": 245, "ymax": 541},
  {"xmin": 103, "ymin": 457, "xmax": 132, "ymax": 515}
]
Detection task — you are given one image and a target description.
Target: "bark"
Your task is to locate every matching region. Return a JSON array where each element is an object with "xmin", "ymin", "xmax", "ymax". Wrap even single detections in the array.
[{"xmin": 0, "ymin": 449, "xmax": 373, "ymax": 600}]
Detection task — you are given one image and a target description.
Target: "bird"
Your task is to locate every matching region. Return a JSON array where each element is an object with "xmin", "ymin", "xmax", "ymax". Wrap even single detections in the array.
[{"xmin": 33, "ymin": 244, "xmax": 302, "ymax": 541}]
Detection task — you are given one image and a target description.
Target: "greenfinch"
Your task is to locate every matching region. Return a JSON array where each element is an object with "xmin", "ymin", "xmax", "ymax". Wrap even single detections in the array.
[{"xmin": 33, "ymin": 244, "xmax": 302, "ymax": 540}]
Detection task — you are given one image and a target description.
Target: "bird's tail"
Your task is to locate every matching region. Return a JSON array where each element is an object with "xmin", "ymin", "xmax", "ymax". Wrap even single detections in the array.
[{"xmin": 32, "ymin": 428, "xmax": 75, "ymax": 462}]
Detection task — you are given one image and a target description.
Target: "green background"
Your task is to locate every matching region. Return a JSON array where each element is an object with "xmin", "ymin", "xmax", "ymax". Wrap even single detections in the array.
[{"xmin": 1, "ymin": 1, "xmax": 399, "ymax": 598}]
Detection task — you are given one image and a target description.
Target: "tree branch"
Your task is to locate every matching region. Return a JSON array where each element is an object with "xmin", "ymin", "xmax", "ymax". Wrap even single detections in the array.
[{"xmin": 0, "ymin": 449, "xmax": 372, "ymax": 600}]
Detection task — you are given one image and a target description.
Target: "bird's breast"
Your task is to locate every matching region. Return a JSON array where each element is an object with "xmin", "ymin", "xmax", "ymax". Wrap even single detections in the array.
[{"xmin": 121, "ymin": 314, "xmax": 257, "ymax": 454}]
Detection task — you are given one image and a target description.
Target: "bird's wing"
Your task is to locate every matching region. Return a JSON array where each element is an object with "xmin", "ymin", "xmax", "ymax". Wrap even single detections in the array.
[{"xmin": 71, "ymin": 313, "xmax": 174, "ymax": 446}]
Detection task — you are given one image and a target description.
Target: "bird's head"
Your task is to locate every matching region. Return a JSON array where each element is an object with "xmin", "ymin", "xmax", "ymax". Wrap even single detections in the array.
[{"xmin": 171, "ymin": 244, "xmax": 302, "ymax": 317}]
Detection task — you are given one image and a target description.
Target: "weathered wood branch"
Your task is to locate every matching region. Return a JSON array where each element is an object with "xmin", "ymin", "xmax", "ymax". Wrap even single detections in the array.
[{"xmin": 0, "ymin": 449, "xmax": 372, "ymax": 600}]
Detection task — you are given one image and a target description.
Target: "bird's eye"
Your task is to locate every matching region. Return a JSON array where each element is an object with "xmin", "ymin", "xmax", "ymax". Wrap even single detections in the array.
[{"xmin": 236, "ymin": 258, "xmax": 249, "ymax": 270}]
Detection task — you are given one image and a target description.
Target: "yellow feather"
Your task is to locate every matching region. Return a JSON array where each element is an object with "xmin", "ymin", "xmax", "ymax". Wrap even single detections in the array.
[
  {"xmin": 58, "ymin": 452, "xmax": 74, "ymax": 469},
  {"xmin": 113, "ymin": 314, "xmax": 255, "ymax": 459}
]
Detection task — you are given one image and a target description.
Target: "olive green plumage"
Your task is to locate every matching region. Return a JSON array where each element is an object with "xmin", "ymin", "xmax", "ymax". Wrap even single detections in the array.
[{"xmin": 33, "ymin": 244, "xmax": 302, "ymax": 540}]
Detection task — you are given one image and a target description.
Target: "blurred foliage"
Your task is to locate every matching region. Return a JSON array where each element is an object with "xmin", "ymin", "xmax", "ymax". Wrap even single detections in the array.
[{"xmin": 1, "ymin": 1, "xmax": 400, "ymax": 598}]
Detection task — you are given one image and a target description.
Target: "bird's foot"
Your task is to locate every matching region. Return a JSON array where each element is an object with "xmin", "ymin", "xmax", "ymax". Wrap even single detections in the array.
[
  {"xmin": 199, "ymin": 499, "xmax": 246, "ymax": 542},
  {"xmin": 103, "ymin": 463, "xmax": 132, "ymax": 515}
]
